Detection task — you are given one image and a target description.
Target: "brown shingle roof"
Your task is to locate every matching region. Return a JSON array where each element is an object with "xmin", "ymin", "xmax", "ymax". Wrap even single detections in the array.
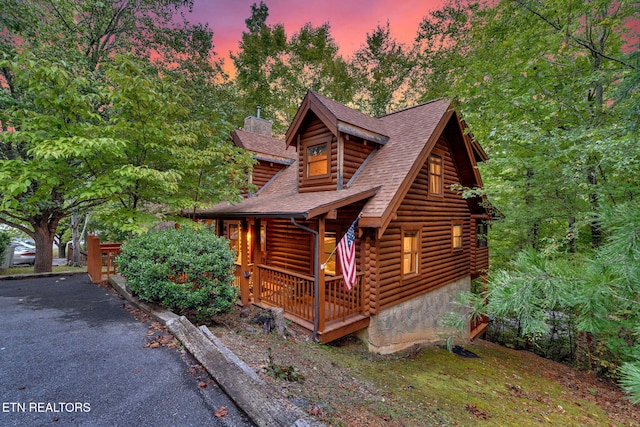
[
  {"xmin": 198, "ymin": 96, "xmax": 480, "ymax": 233},
  {"xmin": 232, "ymin": 129, "xmax": 296, "ymax": 164},
  {"xmin": 285, "ymin": 91, "xmax": 389, "ymax": 146},
  {"xmin": 311, "ymin": 92, "xmax": 388, "ymax": 138},
  {"xmin": 352, "ymin": 99, "xmax": 453, "ymax": 226}
]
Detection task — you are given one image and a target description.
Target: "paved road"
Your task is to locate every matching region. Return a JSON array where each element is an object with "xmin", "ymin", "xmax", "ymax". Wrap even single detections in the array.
[{"xmin": 0, "ymin": 274, "xmax": 254, "ymax": 427}]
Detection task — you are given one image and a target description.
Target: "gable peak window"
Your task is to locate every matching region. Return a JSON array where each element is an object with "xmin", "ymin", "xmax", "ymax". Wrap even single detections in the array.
[
  {"xmin": 429, "ymin": 154, "xmax": 443, "ymax": 196},
  {"xmin": 306, "ymin": 143, "xmax": 328, "ymax": 177}
]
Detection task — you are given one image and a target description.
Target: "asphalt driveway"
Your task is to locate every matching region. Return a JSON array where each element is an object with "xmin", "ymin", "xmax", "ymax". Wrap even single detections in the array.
[{"xmin": 0, "ymin": 274, "xmax": 254, "ymax": 426}]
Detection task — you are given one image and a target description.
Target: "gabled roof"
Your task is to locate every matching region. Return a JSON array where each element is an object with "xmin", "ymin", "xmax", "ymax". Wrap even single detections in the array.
[
  {"xmin": 232, "ymin": 129, "xmax": 296, "ymax": 165},
  {"xmin": 286, "ymin": 91, "xmax": 389, "ymax": 146},
  {"xmin": 196, "ymin": 94, "xmax": 487, "ymax": 233}
]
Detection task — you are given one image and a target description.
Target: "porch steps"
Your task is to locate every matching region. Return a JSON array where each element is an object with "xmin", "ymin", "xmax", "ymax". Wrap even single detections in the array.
[{"xmin": 469, "ymin": 320, "xmax": 489, "ymax": 341}]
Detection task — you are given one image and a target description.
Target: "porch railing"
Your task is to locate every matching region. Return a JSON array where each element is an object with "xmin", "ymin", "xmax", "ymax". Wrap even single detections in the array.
[
  {"xmin": 254, "ymin": 265, "xmax": 364, "ymax": 325},
  {"xmin": 256, "ymin": 265, "xmax": 315, "ymax": 321},
  {"xmin": 324, "ymin": 273, "xmax": 364, "ymax": 322}
]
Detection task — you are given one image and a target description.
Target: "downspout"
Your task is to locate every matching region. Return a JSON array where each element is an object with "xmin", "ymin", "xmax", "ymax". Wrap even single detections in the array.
[{"xmin": 290, "ymin": 217, "xmax": 320, "ymax": 342}]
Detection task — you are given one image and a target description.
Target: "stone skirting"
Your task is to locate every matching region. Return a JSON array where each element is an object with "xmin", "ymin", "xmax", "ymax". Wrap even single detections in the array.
[{"xmin": 359, "ymin": 276, "xmax": 470, "ymax": 354}]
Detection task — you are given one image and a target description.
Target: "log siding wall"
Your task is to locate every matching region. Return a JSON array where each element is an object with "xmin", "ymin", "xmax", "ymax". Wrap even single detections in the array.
[
  {"xmin": 343, "ymin": 139, "xmax": 375, "ymax": 184},
  {"xmin": 373, "ymin": 136, "xmax": 471, "ymax": 312},
  {"xmin": 297, "ymin": 115, "xmax": 376, "ymax": 192},
  {"xmin": 298, "ymin": 116, "xmax": 337, "ymax": 193},
  {"xmin": 252, "ymin": 161, "xmax": 285, "ymax": 190},
  {"xmin": 265, "ymin": 219, "xmax": 313, "ymax": 274}
]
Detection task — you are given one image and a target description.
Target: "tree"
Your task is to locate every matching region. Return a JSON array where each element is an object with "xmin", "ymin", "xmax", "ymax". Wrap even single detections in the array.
[
  {"xmin": 351, "ymin": 21, "xmax": 416, "ymax": 116},
  {"xmin": 231, "ymin": 2, "xmax": 354, "ymax": 133},
  {"xmin": 0, "ymin": 0, "xmax": 252, "ymax": 272},
  {"xmin": 416, "ymin": 0, "xmax": 640, "ymax": 265},
  {"xmin": 420, "ymin": 0, "xmax": 640, "ymax": 398}
]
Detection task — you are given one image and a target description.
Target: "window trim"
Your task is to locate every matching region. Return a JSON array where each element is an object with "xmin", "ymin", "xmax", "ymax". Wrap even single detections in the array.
[
  {"xmin": 428, "ymin": 154, "xmax": 444, "ymax": 197},
  {"xmin": 401, "ymin": 226, "xmax": 421, "ymax": 279},
  {"xmin": 303, "ymin": 139, "xmax": 331, "ymax": 180},
  {"xmin": 451, "ymin": 222, "xmax": 463, "ymax": 251}
]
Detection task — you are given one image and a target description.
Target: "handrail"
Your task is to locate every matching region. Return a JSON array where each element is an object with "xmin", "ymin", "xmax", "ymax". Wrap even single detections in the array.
[{"xmin": 256, "ymin": 264, "xmax": 314, "ymax": 281}]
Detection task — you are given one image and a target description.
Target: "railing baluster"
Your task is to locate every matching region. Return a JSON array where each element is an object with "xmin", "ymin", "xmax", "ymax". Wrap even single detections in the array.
[{"xmin": 248, "ymin": 265, "xmax": 364, "ymax": 324}]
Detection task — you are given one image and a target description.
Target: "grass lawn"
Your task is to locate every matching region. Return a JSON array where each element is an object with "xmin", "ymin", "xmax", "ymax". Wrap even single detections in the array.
[
  {"xmin": 210, "ymin": 305, "xmax": 640, "ymax": 426},
  {"xmin": 0, "ymin": 265, "xmax": 87, "ymax": 276}
]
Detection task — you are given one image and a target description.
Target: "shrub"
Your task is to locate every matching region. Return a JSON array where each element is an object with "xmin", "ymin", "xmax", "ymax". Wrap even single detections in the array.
[{"xmin": 116, "ymin": 227, "xmax": 238, "ymax": 321}]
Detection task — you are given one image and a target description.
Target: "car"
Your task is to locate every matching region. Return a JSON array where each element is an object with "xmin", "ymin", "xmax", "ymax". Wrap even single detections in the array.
[{"xmin": 13, "ymin": 243, "xmax": 36, "ymax": 265}]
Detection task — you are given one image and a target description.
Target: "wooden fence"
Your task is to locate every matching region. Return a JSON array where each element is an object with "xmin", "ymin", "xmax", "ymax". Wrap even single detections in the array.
[{"xmin": 87, "ymin": 234, "xmax": 122, "ymax": 283}]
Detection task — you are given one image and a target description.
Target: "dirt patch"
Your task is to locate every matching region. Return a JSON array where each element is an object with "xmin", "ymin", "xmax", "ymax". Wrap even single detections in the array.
[{"xmin": 209, "ymin": 305, "xmax": 639, "ymax": 426}]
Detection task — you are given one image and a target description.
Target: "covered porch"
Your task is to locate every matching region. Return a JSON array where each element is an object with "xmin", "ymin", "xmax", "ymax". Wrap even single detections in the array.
[
  {"xmin": 192, "ymin": 188, "xmax": 379, "ymax": 343},
  {"xmin": 228, "ymin": 213, "xmax": 371, "ymax": 343}
]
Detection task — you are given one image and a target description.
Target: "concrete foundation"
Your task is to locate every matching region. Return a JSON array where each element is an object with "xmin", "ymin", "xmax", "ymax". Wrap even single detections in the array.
[{"xmin": 359, "ymin": 276, "xmax": 470, "ymax": 354}]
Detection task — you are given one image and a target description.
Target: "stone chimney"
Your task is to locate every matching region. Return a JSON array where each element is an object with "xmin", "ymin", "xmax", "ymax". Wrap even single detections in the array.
[{"xmin": 243, "ymin": 106, "xmax": 273, "ymax": 137}]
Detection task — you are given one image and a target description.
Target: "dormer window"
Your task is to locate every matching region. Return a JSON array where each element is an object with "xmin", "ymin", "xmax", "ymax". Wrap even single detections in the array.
[{"xmin": 306, "ymin": 142, "xmax": 329, "ymax": 178}]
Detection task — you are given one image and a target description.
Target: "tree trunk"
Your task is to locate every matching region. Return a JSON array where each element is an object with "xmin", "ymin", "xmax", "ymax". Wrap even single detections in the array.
[
  {"xmin": 32, "ymin": 226, "xmax": 55, "ymax": 273},
  {"xmin": 587, "ymin": 166, "xmax": 602, "ymax": 248},
  {"xmin": 71, "ymin": 213, "xmax": 82, "ymax": 266},
  {"xmin": 31, "ymin": 215, "xmax": 61, "ymax": 273},
  {"xmin": 524, "ymin": 168, "xmax": 539, "ymax": 249},
  {"xmin": 568, "ymin": 216, "xmax": 577, "ymax": 253},
  {"xmin": 58, "ymin": 242, "xmax": 67, "ymax": 259}
]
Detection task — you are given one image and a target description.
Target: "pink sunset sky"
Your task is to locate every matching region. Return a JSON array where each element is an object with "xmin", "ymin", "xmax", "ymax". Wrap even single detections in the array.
[{"xmin": 189, "ymin": 0, "xmax": 445, "ymax": 70}]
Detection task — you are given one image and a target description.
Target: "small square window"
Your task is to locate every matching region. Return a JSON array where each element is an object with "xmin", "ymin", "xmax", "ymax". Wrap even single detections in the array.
[
  {"xmin": 307, "ymin": 143, "xmax": 328, "ymax": 177},
  {"xmin": 452, "ymin": 224, "xmax": 463, "ymax": 250}
]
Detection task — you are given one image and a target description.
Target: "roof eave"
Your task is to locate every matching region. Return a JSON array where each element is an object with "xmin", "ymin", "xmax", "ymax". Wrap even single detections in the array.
[
  {"xmin": 306, "ymin": 187, "xmax": 380, "ymax": 219},
  {"xmin": 337, "ymin": 121, "xmax": 388, "ymax": 145}
]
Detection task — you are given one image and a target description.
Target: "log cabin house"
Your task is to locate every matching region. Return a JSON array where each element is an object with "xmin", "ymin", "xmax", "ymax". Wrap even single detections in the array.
[{"xmin": 192, "ymin": 92, "xmax": 491, "ymax": 353}]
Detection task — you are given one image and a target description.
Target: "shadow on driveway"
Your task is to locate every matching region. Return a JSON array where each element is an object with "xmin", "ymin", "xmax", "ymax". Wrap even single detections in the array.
[{"xmin": 0, "ymin": 274, "xmax": 254, "ymax": 426}]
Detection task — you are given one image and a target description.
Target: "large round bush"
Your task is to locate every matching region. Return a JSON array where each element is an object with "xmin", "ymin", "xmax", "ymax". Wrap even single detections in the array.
[{"xmin": 117, "ymin": 227, "xmax": 238, "ymax": 321}]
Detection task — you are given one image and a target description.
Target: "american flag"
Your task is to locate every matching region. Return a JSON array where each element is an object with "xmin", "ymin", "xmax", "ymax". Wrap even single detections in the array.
[{"xmin": 337, "ymin": 218, "xmax": 359, "ymax": 290}]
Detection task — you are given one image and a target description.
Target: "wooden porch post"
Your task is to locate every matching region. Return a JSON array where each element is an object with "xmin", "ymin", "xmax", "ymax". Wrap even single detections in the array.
[
  {"xmin": 318, "ymin": 217, "xmax": 326, "ymax": 333},
  {"xmin": 252, "ymin": 218, "xmax": 262, "ymax": 303},
  {"xmin": 87, "ymin": 234, "xmax": 101, "ymax": 283},
  {"xmin": 239, "ymin": 220, "xmax": 250, "ymax": 306}
]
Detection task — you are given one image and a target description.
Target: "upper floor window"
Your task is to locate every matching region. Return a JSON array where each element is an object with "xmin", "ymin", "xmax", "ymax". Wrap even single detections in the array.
[
  {"xmin": 402, "ymin": 230, "xmax": 419, "ymax": 276},
  {"xmin": 452, "ymin": 223, "xmax": 463, "ymax": 250},
  {"xmin": 429, "ymin": 155, "xmax": 443, "ymax": 196},
  {"xmin": 307, "ymin": 143, "xmax": 328, "ymax": 177}
]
